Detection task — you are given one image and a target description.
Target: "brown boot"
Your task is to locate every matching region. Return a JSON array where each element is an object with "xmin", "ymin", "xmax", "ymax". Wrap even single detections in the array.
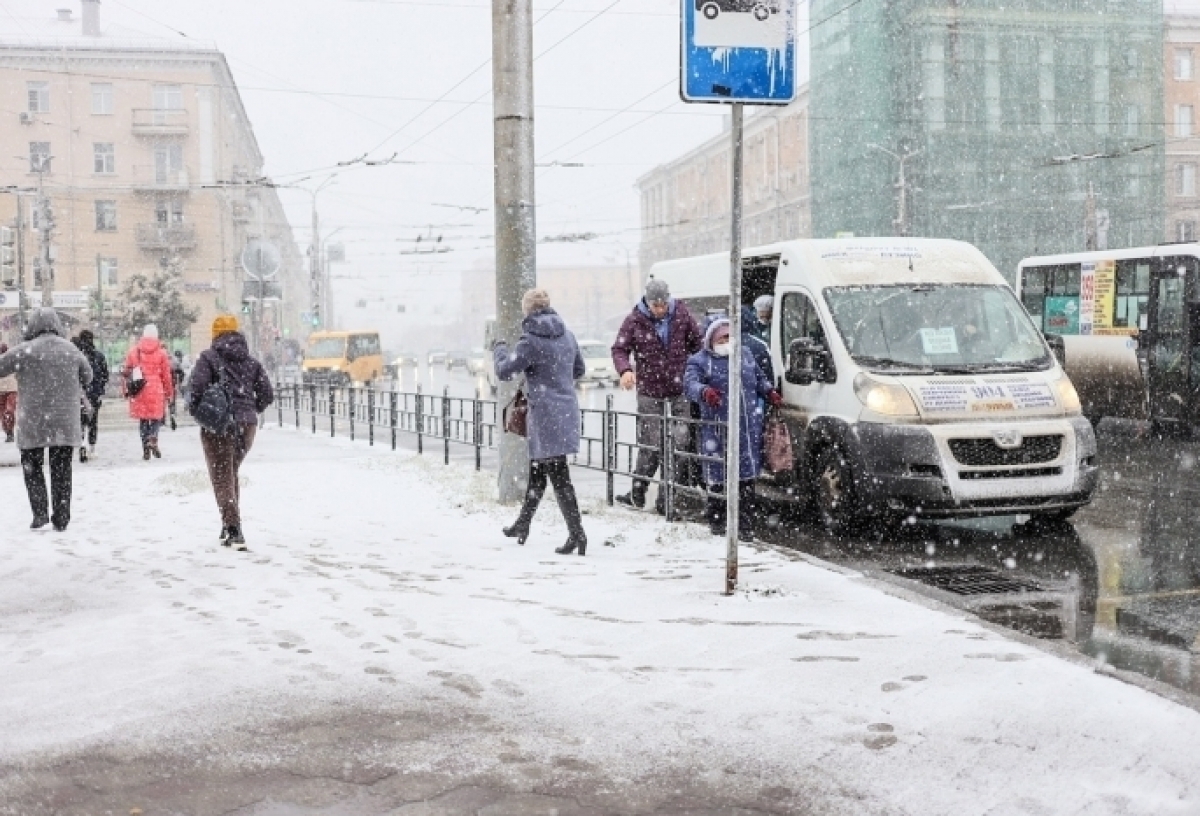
[
  {"xmin": 142, "ymin": 442, "xmax": 151, "ymax": 461},
  {"xmin": 150, "ymin": 438, "xmax": 161, "ymax": 458}
]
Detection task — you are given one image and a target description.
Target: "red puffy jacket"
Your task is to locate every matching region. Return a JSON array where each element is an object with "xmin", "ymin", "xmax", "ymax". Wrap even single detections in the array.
[{"xmin": 125, "ymin": 338, "xmax": 174, "ymax": 420}]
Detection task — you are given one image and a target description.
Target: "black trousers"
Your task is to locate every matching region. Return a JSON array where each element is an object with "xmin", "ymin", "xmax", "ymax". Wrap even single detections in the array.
[
  {"xmin": 512, "ymin": 456, "xmax": 585, "ymax": 540},
  {"xmin": 22, "ymin": 446, "xmax": 73, "ymax": 527},
  {"xmin": 82, "ymin": 399, "xmax": 101, "ymax": 446}
]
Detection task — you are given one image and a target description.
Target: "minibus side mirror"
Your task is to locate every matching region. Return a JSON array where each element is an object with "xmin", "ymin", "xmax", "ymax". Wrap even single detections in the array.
[{"xmin": 786, "ymin": 337, "xmax": 834, "ymax": 385}]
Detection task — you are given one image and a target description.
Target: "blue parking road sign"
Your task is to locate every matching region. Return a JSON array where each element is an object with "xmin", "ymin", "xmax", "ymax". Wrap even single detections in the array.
[{"xmin": 681, "ymin": 0, "xmax": 797, "ymax": 104}]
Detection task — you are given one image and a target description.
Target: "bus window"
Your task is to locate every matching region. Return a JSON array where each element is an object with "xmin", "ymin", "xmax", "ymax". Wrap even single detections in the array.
[
  {"xmin": 1021, "ymin": 267, "xmax": 1047, "ymax": 326},
  {"xmin": 1114, "ymin": 260, "xmax": 1151, "ymax": 330}
]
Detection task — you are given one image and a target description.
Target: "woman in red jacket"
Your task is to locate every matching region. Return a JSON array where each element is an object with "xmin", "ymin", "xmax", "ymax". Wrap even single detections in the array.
[{"xmin": 124, "ymin": 324, "xmax": 174, "ymax": 460}]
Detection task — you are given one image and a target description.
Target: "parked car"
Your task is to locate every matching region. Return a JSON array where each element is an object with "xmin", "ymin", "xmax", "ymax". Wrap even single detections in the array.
[
  {"xmin": 427, "ymin": 348, "xmax": 447, "ymax": 367},
  {"xmin": 467, "ymin": 347, "xmax": 488, "ymax": 375},
  {"xmin": 446, "ymin": 350, "xmax": 470, "ymax": 370},
  {"xmin": 577, "ymin": 340, "xmax": 618, "ymax": 386},
  {"xmin": 384, "ymin": 352, "xmax": 419, "ymax": 377}
]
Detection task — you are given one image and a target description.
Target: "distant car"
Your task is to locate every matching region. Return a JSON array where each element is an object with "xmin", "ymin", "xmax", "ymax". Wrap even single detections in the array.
[
  {"xmin": 427, "ymin": 348, "xmax": 447, "ymax": 366},
  {"xmin": 696, "ymin": 0, "xmax": 778, "ymax": 20},
  {"xmin": 445, "ymin": 350, "xmax": 470, "ymax": 370},
  {"xmin": 467, "ymin": 347, "xmax": 488, "ymax": 375},
  {"xmin": 577, "ymin": 340, "xmax": 618, "ymax": 386},
  {"xmin": 384, "ymin": 352, "xmax": 418, "ymax": 377}
]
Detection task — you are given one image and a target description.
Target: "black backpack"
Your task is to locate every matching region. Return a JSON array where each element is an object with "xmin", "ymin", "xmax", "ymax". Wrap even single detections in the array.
[{"xmin": 191, "ymin": 354, "xmax": 236, "ymax": 435}]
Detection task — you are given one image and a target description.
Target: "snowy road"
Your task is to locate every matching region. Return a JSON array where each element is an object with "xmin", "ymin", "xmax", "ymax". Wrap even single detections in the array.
[{"xmin": 1, "ymin": 426, "xmax": 1198, "ymax": 815}]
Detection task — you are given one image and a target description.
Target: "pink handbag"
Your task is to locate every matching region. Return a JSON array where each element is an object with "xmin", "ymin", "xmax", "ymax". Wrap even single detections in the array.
[{"xmin": 763, "ymin": 408, "xmax": 794, "ymax": 474}]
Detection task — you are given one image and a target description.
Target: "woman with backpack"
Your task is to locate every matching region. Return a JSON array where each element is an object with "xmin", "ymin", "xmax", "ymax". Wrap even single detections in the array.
[
  {"xmin": 188, "ymin": 315, "xmax": 273, "ymax": 551},
  {"xmin": 123, "ymin": 324, "xmax": 174, "ymax": 460}
]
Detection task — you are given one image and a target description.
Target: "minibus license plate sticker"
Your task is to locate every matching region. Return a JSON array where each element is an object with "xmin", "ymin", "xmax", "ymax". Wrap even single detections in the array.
[
  {"xmin": 917, "ymin": 384, "xmax": 970, "ymax": 412},
  {"xmin": 919, "ymin": 328, "xmax": 958, "ymax": 355},
  {"xmin": 971, "ymin": 399, "xmax": 1016, "ymax": 412},
  {"xmin": 1005, "ymin": 383, "xmax": 1056, "ymax": 410}
]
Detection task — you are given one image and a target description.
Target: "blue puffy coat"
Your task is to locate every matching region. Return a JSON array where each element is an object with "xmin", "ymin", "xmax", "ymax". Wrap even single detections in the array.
[
  {"xmin": 494, "ymin": 308, "xmax": 586, "ymax": 461},
  {"xmin": 683, "ymin": 318, "xmax": 774, "ymax": 485}
]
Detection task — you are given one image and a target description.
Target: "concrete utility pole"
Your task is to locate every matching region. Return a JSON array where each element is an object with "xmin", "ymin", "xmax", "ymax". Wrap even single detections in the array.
[
  {"xmin": 34, "ymin": 159, "xmax": 53, "ymax": 304},
  {"xmin": 1085, "ymin": 182, "xmax": 1098, "ymax": 251},
  {"xmin": 868, "ymin": 144, "xmax": 919, "ymax": 237},
  {"xmin": 492, "ymin": 0, "xmax": 537, "ymax": 504},
  {"xmin": 15, "ymin": 191, "xmax": 26, "ymax": 333}
]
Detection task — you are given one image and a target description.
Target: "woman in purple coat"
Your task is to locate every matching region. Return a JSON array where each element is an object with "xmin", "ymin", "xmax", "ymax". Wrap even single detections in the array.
[{"xmin": 493, "ymin": 289, "xmax": 588, "ymax": 555}]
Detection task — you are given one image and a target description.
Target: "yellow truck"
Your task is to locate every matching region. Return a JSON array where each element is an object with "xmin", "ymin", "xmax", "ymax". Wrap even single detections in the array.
[{"xmin": 301, "ymin": 331, "xmax": 384, "ymax": 386}]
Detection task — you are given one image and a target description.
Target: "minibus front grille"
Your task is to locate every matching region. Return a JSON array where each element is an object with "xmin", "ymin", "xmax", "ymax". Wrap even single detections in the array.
[
  {"xmin": 958, "ymin": 467, "xmax": 1062, "ymax": 480},
  {"xmin": 948, "ymin": 435, "xmax": 1063, "ymax": 467}
]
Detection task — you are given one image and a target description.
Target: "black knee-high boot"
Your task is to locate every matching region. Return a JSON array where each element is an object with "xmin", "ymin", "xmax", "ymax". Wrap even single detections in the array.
[
  {"xmin": 503, "ymin": 480, "xmax": 546, "ymax": 545},
  {"xmin": 554, "ymin": 482, "xmax": 587, "ymax": 556}
]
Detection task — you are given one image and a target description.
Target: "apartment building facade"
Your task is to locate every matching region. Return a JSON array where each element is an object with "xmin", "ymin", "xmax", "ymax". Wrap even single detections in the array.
[
  {"xmin": 0, "ymin": 1, "xmax": 304, "ymax": 355},
  {"xmin": 635, "ymin": 89, "xmax": 810, "ymax": 273},
  {"xmin": 1166, "ymin": 13, "xmax": 1200, "ymax": 243}
]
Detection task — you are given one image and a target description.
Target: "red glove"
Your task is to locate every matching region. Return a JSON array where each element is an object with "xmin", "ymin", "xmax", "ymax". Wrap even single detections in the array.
[
  {"xmin": 767, "ymin": 390, "xmax": 783, "ymax": 408},
  {"xmin": 702, "ymin": 387, "xmax": 722, "ymax": 407}
]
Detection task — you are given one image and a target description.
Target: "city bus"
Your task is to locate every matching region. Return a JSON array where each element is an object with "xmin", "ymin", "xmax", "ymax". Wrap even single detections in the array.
[{"xmin": 1016, "ymin": 246, "xmax": 1200, "ymax": 431}]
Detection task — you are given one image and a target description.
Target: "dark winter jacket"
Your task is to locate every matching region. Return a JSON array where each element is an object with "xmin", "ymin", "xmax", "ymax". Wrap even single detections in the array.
[
  {"xmin": 75, "ymin": 336, "xmax": 109, "ymax": 405},
  {"xmin": 611, "ymin": 298, "xmax": 704, "ymax": 399},
  {"xmin": 494, "ymin": 308, "xmax": 585, "ymax": 461},
  {"xmin": 0, "ymin": 308, "xmax": 92, "ymax": 450},
  {"xmin": 189, "ymin": 331, "xmax": 274, "ymax": 425},
  {"xmin": 683, "ymin": 318, "xmax": 774, "ymax": 485}
]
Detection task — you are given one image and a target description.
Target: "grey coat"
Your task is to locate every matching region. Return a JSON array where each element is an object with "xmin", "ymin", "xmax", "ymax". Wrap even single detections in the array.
[
  {"xmin": 494, "ymin": 308, "xmax": 585, "ymax": 461},
  {"xmin": 0, "ymin": 309, "xmax": 92, "ymax": 450}
]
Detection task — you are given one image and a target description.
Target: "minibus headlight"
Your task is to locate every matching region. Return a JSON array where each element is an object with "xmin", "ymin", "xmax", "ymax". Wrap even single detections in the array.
[
  {"xmin": 854, "ymin": 373, "xmax": 919, "ymax": 417},
  {"xmin": 1054, "ymin": 375, "xmax": 1082, "ymax": 415}
]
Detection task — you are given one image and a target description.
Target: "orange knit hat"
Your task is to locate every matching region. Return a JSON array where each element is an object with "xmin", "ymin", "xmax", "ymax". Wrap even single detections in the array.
[{"xmin": 211, "ymin": 314, "xmax": 239, "ymax": 340}]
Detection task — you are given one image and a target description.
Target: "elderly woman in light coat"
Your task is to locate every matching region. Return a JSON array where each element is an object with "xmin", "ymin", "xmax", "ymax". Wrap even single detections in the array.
[
  {"xmin": 493, "ymin": 289, "xmax": 588, "ymax": 555},
  {"xmin": 0, "ymin": 309, "xmax": 92, "ymax": 531}
]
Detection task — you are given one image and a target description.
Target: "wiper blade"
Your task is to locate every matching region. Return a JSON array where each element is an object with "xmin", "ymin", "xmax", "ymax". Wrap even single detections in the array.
[
  {"xmin": 853, "ymin": 355, "xmax": 935, "ymax": 374},
  {"xmin": 933, "ymin": 362, "xmax": 1049, "ymax": 374}
]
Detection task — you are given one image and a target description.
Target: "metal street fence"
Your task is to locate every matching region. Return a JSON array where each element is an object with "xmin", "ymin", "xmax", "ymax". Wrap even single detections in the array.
[{"xmin": 274, "ymin": 382, "xmax": 726, "ymax": 519}]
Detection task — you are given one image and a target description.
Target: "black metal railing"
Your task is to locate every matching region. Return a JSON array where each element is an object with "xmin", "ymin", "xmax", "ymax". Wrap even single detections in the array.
[{"xmin": 275, "ymin": 382, "xmax": 726, "ymax": 518}]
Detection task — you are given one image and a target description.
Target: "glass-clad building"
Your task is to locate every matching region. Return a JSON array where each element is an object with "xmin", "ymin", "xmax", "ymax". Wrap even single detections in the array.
[{"xmin": 809, "ymin": 0, "xmax": 1165, "ymax": 281}]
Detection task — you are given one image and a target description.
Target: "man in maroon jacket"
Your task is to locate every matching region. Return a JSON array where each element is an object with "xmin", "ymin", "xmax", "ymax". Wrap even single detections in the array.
[{"xmin": 611, "ymin": 279, "xmax": 704, "ymax": 512}]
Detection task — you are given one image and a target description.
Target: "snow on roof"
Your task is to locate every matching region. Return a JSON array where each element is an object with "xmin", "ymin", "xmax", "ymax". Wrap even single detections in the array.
[{"xmin": 0, "ymin": 3, "xmax": 216, "ymax": 52}]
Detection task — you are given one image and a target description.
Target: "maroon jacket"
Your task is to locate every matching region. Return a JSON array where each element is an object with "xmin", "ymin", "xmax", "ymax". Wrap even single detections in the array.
[{"xmin": 611, "ymin": 299, "xmax": 704, "ymax": 399}]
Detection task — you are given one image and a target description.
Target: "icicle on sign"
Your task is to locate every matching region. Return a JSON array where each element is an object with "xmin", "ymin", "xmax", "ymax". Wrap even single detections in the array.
[{"xmin": 681, "ymin": 0, "xmax": 798, "ymax": 104}]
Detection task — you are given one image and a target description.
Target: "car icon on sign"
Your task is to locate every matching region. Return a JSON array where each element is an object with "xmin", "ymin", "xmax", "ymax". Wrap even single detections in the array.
[{"xmin": 697, "ymin": 0, "xmax": 780, "ymax": 21}]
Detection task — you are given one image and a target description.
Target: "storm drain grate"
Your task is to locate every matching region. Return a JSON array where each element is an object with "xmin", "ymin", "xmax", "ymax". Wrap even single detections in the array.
[{"xmin": 888, "ymin": 565, "xmax": 1045, "ymax": 596}]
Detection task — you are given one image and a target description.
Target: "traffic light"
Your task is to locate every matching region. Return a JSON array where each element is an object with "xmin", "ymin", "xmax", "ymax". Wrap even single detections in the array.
[{"xmin": 0, "ymin": 226, "xmax": 15, "ymax": 287}]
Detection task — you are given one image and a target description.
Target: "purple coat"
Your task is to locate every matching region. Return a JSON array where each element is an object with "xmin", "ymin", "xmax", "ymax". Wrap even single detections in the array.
[
  {"xmin": 611, "ymin": 299, "xmax": 704, "ymax": 399},
  {"xmin": 188, "ymin": 332, "xmax": 274, "ymax": 425}
]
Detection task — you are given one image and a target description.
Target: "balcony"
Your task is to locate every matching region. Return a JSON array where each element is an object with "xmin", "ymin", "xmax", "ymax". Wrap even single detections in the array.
[
  {"xmin": 136, "ymin": 223, "xmax": 197, "ymax": 252},
  {"xmin": 131, "ymin": 165, "xmax": 192, "ymax": 193},
  {"xmin": 131, "ymin": 108, "xmax": 189, "ymax": 136}
]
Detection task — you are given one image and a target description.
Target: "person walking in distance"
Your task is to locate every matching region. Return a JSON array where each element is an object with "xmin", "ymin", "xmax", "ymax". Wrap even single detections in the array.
[
  {"xmin": 188, "ymin": 315, "xmax": 273, "ymax": 551},
  {"xmin": 0, "ymin": 309, "xmax": 92, "ymax": 531},
  {"xmin": 611, "ymin": 279, "xmax": 704, "ymax": 513},
  {"xmin": 73, "ymin": 330, "xmax": 109, "ymax": 463},
  {"xmin": 683, "ymin": 317, "xmax": 781, "ymax": 541},
  {"xmin": 0, "ymin": 344, "xmax": 17, "ymax": 444},
  {"xmin": 494, "ymin": 289, "xmax": 589, "ymax": 556},
  {"xmin": 124, "ymin": 324, "xmax": 174, "ymax": 460}
]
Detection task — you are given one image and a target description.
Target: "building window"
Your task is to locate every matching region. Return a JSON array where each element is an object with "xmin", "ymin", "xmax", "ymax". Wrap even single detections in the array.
[
  {"xmin": 95, "ymin": 200, "xmax": 117, "ymax": 232},
  {"xmin": 1177, "ymin": 49, "xmax": 1194, "ymax": 81},
  {"xmin": 1177, "ymin": 221, "xmax": 1196, "ymax": 243},
  {"xmin": 1178, "ymin": 164, "xmax": 1197, "ymax": 197},
  {"xmin": 155, "ymin": 198, "xmax": 184, "ymax": 225},
  {"xmin": 152, "ymin": 84, "xmax": 183, "ymax": 110},
  {"xmin": 1124, "ymin": 105, "xmax": 1140, "ymax": 137},
  {"xmin": 26, "ymin": 81, "xmax": 49, "ymax": 113},
  {"xmin": 153, "ymin": 144, "xmax": 184, "ymax": 183},
  {"xmin": 1177, "ymin": 105, "xmax": 1194, "ymax": 138},
  {"xmin": 29, "ymin": 142, "xmax": 51, "ymax": 174},
  {"xmin": 98, "ymin": 257, "xmax": 118, "ymax": 288},
  {"xmin": 91, "ymin": 83, "xmax": 113, "ymax": 115},
  {"xmin": 93, "ymin": 143, "xmax": 115, "ymax": 174}
]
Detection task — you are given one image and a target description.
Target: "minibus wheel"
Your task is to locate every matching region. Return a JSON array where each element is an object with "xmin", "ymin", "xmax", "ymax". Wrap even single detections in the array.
[{"xmin": 812, "ymin": 445, "xmax": 860, "ymax": 535}]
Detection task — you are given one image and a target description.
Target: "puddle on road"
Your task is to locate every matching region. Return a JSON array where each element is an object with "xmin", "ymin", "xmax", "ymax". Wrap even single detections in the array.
[{"xmin": 764, "ymin": 423, "xmax": 1200, "ymax": 700}]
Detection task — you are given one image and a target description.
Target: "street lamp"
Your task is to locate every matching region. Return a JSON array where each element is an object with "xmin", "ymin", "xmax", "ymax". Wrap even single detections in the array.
[{"xmin": 867, "ymin": 143, "xmax": 921, "ymax": 237}]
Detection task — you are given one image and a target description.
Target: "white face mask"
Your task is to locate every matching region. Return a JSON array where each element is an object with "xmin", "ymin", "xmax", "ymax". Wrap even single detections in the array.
[{"xmin": 713, "ymin": 341, "xmax": 731, "ymax": 357}]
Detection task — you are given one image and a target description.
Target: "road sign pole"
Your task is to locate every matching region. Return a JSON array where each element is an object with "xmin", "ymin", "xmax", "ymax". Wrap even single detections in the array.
[
  {"xmin": 492, "ymin": 0, "xmax": 536, "ymax": 504},
  {"xmin": 725, "ymin": 102, "xmax": 744, "ymax": 597}
]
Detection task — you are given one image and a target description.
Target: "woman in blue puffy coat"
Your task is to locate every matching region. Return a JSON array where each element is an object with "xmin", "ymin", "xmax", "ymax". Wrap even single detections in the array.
[
  {"xmin": 493, "ymin": 289, "xmax": 588, "ymax": 555},
  {"xmin": 683, "ymin": 317, "xmax": 780, "ymax": 540}
]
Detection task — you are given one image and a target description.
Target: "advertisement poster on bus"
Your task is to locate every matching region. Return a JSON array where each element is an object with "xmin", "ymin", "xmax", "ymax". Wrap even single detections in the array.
[{"xmin": 1044, "ymin": 296, "xmax": 1079, "ymax": 334}]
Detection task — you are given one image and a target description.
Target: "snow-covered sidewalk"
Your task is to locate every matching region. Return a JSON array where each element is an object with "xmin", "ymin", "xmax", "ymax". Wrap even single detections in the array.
[{"xmin": 1, "ymin": 426, "xmax": 1197, "ymax": 815}]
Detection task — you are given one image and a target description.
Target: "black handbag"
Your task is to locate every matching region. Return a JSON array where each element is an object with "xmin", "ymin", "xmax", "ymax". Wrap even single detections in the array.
[{"xmin": 125, "ymin": 350, "xmax": 146, "ymax": 398}]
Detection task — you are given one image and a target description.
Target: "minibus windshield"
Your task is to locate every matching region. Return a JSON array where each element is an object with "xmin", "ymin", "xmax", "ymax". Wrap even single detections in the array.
[
  {"xmin": 824, "ymin": 284, "xmax": 1051, "ymax": 374},
  {"xmin": 307, "ymin": 337, "xmax": 347, "ymax": 360}
]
